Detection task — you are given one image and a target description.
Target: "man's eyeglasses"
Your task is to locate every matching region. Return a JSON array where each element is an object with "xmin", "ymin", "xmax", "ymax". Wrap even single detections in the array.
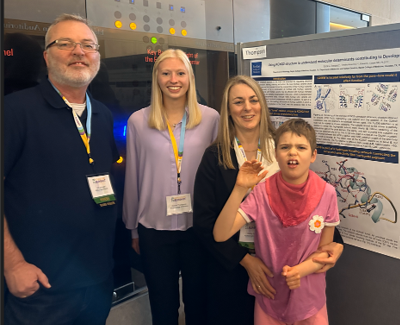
[{"xmin": 45, "ymin": 39, "xmax": 100, "ymax": 53}]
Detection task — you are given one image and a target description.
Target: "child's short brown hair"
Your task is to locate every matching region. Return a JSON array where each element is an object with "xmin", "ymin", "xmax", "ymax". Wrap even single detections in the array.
[{"xmin": 274, "ymin": 118, "xmax": 317, "ymax": 153}]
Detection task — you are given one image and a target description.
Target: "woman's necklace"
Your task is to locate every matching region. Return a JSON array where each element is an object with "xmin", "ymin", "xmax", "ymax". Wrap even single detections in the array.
[
  {"xmin": 167, "ymin": 113, "xmax": 184, "ymax": 128},
  {"xmin": 243, "ymin": 147, "xmax": 258, "ymax": 153}
]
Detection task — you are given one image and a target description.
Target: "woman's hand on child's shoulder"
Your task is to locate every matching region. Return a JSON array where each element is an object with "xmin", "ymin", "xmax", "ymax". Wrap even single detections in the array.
[
  {"xmin": 236, "ymin": 160, "xmax": 268, "ymax": 190},
  {"xmin": 282, "ymin": 265, "xmax": 301, "ymax": 290}
]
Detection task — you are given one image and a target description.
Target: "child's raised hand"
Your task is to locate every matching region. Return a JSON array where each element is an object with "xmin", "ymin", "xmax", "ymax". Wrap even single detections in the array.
[
  {"xmin": 236, "ymin": 160, "xmax": 268, "ymax": 189},
  {"xmin": 282, "ymin": 265, "xmax": 301, "ymax": 290}
]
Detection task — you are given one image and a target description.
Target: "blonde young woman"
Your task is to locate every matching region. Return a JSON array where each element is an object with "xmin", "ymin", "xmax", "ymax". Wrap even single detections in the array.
[
  {"xmin": 122, "ymin": 49, "xmax": 219, "ymax": 325},
  {"xmin": 193, "ymin": 75, "xmax": 343, "ymax": 325}
]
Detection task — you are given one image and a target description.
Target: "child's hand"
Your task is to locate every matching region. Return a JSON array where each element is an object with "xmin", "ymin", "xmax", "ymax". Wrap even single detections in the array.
[
  {"xmin": 282, "ymin": 265, "xmax": 301, "ymax": 290},
  {"xmin": 236, "ymin": 160, "xmax": 268, "ymax": 189}
]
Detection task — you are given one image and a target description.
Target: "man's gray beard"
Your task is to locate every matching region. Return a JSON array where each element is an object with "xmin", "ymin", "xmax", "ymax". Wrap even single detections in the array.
[{"xmin": 48, "ymin": 60, "xmax": 100, "ymax": 88}]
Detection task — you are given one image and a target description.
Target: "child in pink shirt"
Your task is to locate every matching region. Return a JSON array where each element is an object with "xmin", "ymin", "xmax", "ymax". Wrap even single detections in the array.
[{"xmin": 213, "ymin": 119, "xmax": 340, "ymax": 324}]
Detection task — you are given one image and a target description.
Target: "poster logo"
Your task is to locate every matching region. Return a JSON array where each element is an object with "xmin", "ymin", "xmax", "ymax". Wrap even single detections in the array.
[{"xmin": 252, "ymin": 62, "xmax": 262, "ymax": 76}]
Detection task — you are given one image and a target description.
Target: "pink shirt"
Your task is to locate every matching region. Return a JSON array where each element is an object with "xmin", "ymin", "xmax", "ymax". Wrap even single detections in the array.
[{"xmin": 239, "ymin": 181, "xmax": 339, "ymax": 323}]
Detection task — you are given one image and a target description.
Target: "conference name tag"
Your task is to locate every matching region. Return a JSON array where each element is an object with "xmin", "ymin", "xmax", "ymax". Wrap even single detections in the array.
[
  {"xmin": 239, "ymin": 222, "xmax": 255, "ymax": 255},
  {"xmin": 166, "ymin": 193, "xmax": 192, "ymax": 216},
  {"xmin": 87, "ymin": 174, "xmax": 116, "ymax": 207}
]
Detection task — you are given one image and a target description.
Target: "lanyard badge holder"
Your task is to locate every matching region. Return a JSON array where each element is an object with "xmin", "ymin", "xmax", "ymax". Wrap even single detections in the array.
[
  {"xmin": 87, "ymin": 173, "xmax": 116, "ymax": 207},
  {"xmin": 166, "ymin": 112, "xmax": 192, "ymax": 216}
]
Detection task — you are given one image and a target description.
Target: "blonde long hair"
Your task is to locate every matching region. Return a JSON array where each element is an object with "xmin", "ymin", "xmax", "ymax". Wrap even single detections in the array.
[
  {"xmin": 148, "ymin": 49, "xmax": 201, "ymax": 130},
  {"xmin": 216, "ymin": 75, "xmax": 275, "ymax": 169}
]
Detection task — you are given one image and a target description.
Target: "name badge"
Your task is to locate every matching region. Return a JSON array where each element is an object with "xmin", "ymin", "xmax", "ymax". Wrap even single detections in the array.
[
  {"xmin": 166, "ymin": 193, "xmax": 192, "ymax": 216},
  {"xmin": 239, "ymin": 222, "xmax": 255, "ymax": 255},
  {"xmin": 87, "ymin": 174, "xmax": 116, "ymax": 207}
]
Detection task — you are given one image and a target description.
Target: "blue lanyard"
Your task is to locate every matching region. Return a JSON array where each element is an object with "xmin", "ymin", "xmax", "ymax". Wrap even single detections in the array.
[
  {"xmin": 50, "ymin": 81, "xmax": 94, "ymax": 164},
  {"xmin": 178, "ymin": 112, "xmax": 187, "ymax": 157}
]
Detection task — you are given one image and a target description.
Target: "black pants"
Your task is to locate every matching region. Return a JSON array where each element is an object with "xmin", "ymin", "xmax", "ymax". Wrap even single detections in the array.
[
  {"xmin": 4, "ymin": 274, "xmax": 114, "ymax": 325},
  {"xmin": 138, "ymin": 224, "xmax": 207, "ymax": 325},
  {"xmin": 206, "ymin": 256, "xmax": 254, "ymax": 325}
]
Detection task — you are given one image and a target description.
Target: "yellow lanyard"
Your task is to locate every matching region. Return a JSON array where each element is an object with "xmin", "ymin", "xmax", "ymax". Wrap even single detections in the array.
[{"xmin": 166, "ymin": 112, "xmax": 187, "ymax": 194}]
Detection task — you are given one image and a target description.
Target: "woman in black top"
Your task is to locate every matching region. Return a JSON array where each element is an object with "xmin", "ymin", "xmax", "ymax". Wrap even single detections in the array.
[{"xmin": 193, "ymin": 75, "xmax": 344, "ymax": 325}]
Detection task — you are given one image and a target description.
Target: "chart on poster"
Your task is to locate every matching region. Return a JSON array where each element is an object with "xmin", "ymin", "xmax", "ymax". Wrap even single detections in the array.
[{"xmin": 252, "ymin": 48, "xmax": 400, "ymax": 259}]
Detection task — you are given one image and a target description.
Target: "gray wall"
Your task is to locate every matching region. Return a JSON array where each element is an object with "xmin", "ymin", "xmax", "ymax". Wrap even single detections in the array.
[
  {"xmin": 204, "ymin": 0, "xmax": 271, "ymax": 44},
  {"xmin": 233, "ymin": 0, "xmax": 270, "ymax": 43},
  {"xmin": 4, "ymin": 0, "xmax": 85, "ymax": 23},
  {"xmin": 204, "ymin": 0, "xmax": 234, "ymax": 43}
]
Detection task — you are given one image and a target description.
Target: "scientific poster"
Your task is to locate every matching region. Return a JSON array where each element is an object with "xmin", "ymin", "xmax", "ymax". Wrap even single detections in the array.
[{"xmin": 252, "ymin": 48, "xmax": 400, "ymax": 259}]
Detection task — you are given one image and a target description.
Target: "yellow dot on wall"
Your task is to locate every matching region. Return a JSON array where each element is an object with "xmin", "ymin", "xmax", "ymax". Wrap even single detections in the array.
[
  {"xmin": 117, "ymin": 156, "xmax": 124, "ymax": 164},
  {"xmin": 181, "ymin": 29, "xmax": 187, "ymax": 36},
  {"xmin": 169, "ymin": 27, "xmax": 176, "ymax": 35},
  {"xmin": 130, "ymin": 22, "xmax": 137, "ymax": 30},
  {"xmin": 115, "ymin": 21, "xmax": 122, "ymax": 28}
]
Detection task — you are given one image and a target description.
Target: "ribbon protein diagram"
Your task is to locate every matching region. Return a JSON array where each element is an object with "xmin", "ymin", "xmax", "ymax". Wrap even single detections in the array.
[{"xmin": 320, "ymin": 159, "xmax": 397, "ymax": 224}]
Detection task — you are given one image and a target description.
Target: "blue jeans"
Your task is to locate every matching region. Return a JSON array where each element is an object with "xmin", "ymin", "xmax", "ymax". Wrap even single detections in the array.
[{"xmin": 4, "ymin": 274, "xmax": 113, "ymax": 325}]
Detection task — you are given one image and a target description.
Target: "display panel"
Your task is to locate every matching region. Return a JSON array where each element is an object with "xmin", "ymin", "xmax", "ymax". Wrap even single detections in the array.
[
  {"xmin": 3, "ymin": 1, "xmax": 234, "ymax": 305},
  {"xmin": 87, "ymin": 0, "xmax": 206, "ymax": 39}
]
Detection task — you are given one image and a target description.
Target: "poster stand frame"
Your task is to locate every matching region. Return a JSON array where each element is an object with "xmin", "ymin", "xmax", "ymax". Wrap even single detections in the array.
[{"xmin": 236, "ymin": 23, "xmax": 400, "ymax": 325}]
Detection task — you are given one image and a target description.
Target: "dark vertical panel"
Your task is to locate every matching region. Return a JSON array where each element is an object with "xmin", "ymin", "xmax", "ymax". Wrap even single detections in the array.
[
  {"xmin": 206, "ymin": 51, "xmax": 229, "ymax": 112},
  {"xmin": 270, "ymin": 0, "xmax": 316, "ymax": 39},
  {"xmin": 326, "ymin": 245, "xmax": 400, "ymax": 325},
  {"xmin": 1, "ymin": 0, "xmax": 4, "ymax": 321}
]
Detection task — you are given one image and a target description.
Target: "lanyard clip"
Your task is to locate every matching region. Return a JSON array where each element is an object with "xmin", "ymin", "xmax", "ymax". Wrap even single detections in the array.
[
  {"xmin": 177, "ymin": 173, "xmax": 181, "ymax": 194},
  {"xmin": 177, "ymin": 173, "xmax": 181, "ymax": 184}
]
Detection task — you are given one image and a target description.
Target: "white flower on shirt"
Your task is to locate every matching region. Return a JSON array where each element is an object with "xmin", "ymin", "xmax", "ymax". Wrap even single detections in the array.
[{"xmin": 309, "ymin": 215, "xmax": 325, "ymax": 234}]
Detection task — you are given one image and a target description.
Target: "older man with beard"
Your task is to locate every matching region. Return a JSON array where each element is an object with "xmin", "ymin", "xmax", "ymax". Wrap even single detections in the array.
[{"xmin": 4, "ymin": 14, "xmax": 119, "ymax": 325}]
